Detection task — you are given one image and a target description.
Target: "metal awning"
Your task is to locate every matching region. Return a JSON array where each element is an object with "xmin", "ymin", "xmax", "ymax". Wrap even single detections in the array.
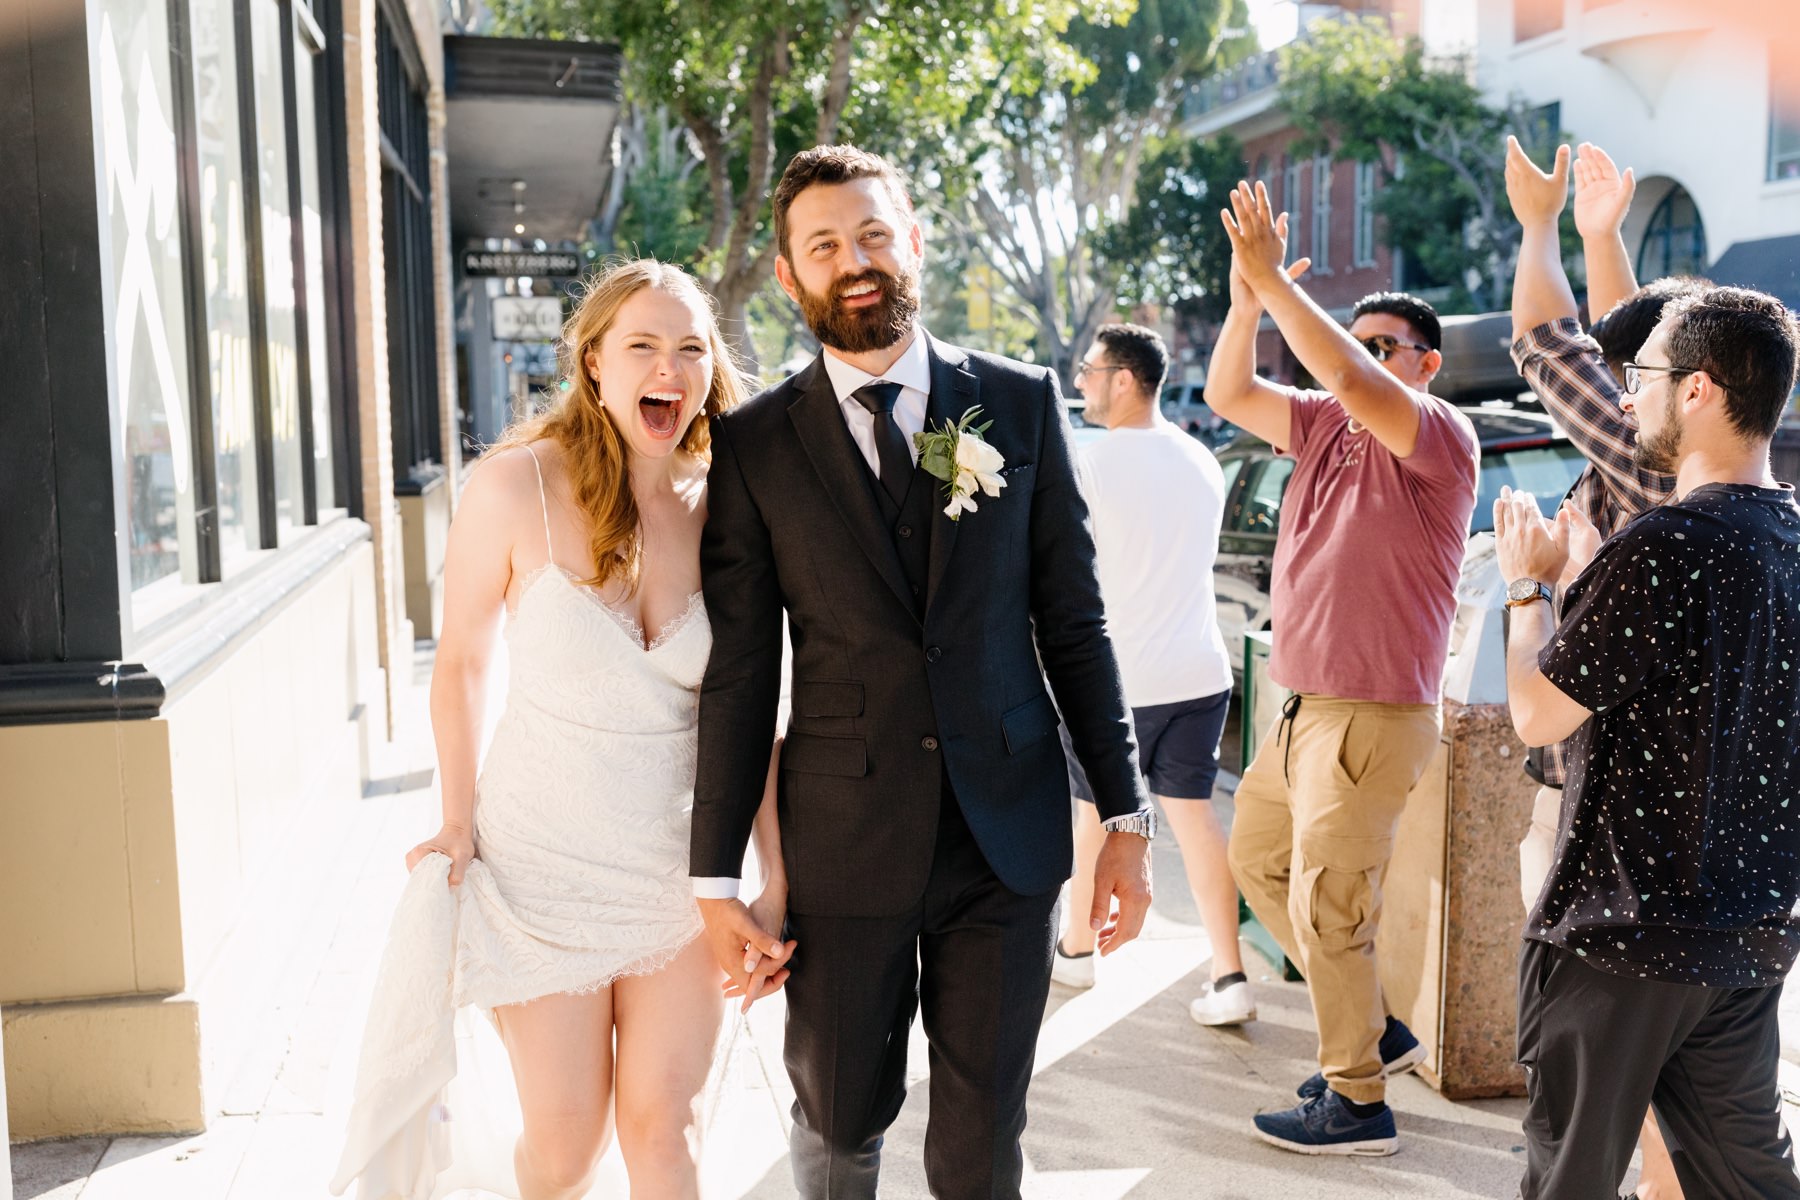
[
  {"xmin": 1707, "ymin": 234, "xmax": 1800, "ymax": 310},
  {"xmin": 444, "ymin": 36, "xmax": 624, "ymax": 244}
]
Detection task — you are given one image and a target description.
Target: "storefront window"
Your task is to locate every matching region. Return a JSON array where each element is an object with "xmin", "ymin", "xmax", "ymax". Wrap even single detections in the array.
[
  {"xmin": 249, "ymin": 0, "xmax": 307, "ymax": 540},
  {"xmin": 95, "ymin": 0, "xmax": 199, "ymax": 594},
  {"xmin": 190, "ymin": 0, "xmax": 262, "ymax": 566},
  {"xmin": 293, "ymin": 11, "xmax": 337, "ymax": 511}
]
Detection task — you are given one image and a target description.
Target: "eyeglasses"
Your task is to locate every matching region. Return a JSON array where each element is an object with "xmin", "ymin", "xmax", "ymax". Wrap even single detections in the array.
[
  {"xmin": 1621, "ymin": 360, "xmax": 1738, "ymax": 395},
  {"xmin": 1357, "ymin": 334, "xmax": 1432, "ymax": 362},
  {"xmin": 1074, "ymin": 363, "xmax": 1125, "ymax": 381}
]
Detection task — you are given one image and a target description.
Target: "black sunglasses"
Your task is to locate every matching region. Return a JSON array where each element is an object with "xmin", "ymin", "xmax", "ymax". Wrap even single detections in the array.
[{"xmin": 1358, "ymin": 334, "xmax": 1432, "ymax": 362}]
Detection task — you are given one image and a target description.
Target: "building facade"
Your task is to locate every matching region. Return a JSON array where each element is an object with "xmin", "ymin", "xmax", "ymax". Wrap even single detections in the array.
[
  {"xmin": 0, "ymin": 0, "xmax": 456, "ymax": 1141},
  {"xmin": 1464, "ymin": 0, "xmax": 1800, "ymax": 309},
  {"xmin": 1173, "ymin": 2, "xmax": 1428, "ymax": 386}
]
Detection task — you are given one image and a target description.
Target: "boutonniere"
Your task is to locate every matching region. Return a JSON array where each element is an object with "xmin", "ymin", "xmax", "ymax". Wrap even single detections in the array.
[{"xmin": 914, "ymin": 406, "xmax": 1006, "ymax": 520}]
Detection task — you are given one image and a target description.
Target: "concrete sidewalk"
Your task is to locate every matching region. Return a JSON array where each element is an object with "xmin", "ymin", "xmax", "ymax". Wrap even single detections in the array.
[{"xmin": 3, "ymin": 664, "xmax": 1707, "ymax": 1200}]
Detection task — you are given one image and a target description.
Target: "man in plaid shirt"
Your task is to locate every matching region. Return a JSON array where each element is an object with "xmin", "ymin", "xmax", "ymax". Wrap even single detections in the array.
[{"xmin": 1505, "ymin": 135, "xmax": 1705, "ymax": 1200}]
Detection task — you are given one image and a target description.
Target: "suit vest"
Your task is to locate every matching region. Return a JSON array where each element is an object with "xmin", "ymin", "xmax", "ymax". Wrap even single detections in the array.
[{"xmin": 870, "ymin": 460, "xmax": 935, "ymax": 620}]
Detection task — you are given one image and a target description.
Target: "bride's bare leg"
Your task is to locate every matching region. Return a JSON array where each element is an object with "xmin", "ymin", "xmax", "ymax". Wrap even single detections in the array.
[
  {"xmin": 493, "ymin": 989, "xmax": 616, "ymax": 1200},
  {"xmin": 611, "ymin": 938, "xmax": 727, "ymax": 1198}
]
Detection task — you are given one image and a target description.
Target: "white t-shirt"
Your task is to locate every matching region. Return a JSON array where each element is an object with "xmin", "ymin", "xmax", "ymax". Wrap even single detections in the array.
[{"xmin": 1078, "ymin": 419, "xmax": 1234, "ymax": 707}]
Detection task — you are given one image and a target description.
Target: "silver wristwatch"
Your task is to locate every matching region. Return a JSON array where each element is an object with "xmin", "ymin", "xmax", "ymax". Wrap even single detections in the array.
[{"xmin": 1101, "ymin": 808, "xmax": 1157, "ymax": 840}]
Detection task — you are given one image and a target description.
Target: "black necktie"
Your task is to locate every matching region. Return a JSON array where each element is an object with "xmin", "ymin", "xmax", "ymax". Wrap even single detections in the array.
[{"xmin": 851, "ymin": 381, "xmax": 913, "ymax": 507}]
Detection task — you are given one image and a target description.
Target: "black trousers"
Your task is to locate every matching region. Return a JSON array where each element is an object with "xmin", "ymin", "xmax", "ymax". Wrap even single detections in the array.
[
  {"xmin": 1517, "ymin": 938, "xmax": 1800, "ymax": 1199},
  {"xmin": 782, "ymin": 794, "xmax": 1060, "ymax": 1200}
]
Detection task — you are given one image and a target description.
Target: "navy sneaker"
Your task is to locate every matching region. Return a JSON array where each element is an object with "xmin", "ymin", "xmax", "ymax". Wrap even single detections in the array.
[
  {"xmin": 1253, "ymin": 1090, "xmax": 1398, "ymax": 1157},
  {"xmin": 1296, "ymin": 1015, "xmax": 1426, "ymax": 1100}
]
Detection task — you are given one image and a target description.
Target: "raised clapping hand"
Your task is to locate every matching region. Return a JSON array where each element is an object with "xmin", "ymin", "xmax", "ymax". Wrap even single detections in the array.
[
  {"xmin": 1572, "ymin": 141, "xmax": 1636, "ymax": 242},
  {"xmin": 1220, "ymin": 181, "xmax": 1311, "ymax": 300},
  {"xmin": 1503, "ymin": 135, "xmax": 1569, "ymax": 228},
  {"xmin": 1559, "ymin": 500, "xmax": 1602, "ymax": 590},
  {"xmin": 1493, "ymin": 485, "xmax": 1572, "ymax": 586},
  {"xmin": 406, "ymin": 823, "xmax": 476, "ymax": 886}
]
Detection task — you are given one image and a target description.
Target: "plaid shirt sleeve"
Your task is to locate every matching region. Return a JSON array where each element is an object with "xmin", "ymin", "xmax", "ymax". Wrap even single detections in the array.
[{"xmin": 1512, "ymin": 318, "xmax": 1675, "ymax": 525}]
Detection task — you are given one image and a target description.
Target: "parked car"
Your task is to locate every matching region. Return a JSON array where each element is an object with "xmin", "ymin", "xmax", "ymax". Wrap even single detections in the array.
[
  {"xmin": 1161, "ymin": 380, "xmax": 1239, "ymax": 451},
  {"xmin": 1212, "ymin": 406, "xmax": 1590, "ymax": 680}
]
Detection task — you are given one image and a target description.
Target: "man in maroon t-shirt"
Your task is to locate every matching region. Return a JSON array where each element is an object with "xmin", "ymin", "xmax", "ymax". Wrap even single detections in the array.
[{"xmin": 1209, "ymin": 181, "xmax": 1478, "ymax": 1157}]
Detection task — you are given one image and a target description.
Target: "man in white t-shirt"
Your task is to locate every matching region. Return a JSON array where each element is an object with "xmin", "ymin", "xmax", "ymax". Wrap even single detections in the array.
[{"xmin": 1053, "ymin": 323, "xmax": 1250, "ymax": 1025}]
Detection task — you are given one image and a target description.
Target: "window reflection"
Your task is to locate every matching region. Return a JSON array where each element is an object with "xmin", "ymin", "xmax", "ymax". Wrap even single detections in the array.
[
  {"xmin": 97, "ymin": 0, "xmax": 197, "ymax": 592},
  {"xmin": 191, "ymin": 0, "xmax": 262, "ymax": 563},
  {"xmin": 249, "ymin": 0, "xmax": 307, "ymax": 539}
]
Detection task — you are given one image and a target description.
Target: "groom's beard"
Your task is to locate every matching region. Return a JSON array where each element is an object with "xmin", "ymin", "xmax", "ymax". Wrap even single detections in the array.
[{"xmin": 794, "ymin": 266, "xmax": 921, "ymax": 354}]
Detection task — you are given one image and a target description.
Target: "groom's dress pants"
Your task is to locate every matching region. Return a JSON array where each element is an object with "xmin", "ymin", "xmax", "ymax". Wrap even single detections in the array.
[{"xmin": 782, "ymin": 788, "xmax": 1059, "ymax": 1200}]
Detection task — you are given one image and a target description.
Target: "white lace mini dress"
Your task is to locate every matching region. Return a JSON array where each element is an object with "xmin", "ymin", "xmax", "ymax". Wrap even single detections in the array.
[{"xmin": 332, "ymin": 446, "xmax": 709, "ymax": 1198}]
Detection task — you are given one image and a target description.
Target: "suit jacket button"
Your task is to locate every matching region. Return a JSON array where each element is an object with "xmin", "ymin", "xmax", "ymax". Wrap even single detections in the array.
[
  {"xmin": 921, "ymin": 736, "xmax": 939, "ymax": 752},
  {"xmin": 898, "ymin": 524, "xmax": 913, "ymax": 538},
  {"xmin": 926, "ymin": 646, "xmax": 942, "ymax": 663}
]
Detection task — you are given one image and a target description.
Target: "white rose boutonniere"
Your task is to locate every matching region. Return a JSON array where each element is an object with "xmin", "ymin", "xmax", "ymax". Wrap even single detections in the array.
[{"xmin": 914, "ymin": 406, "xmax": 1006, "ymax": 520}]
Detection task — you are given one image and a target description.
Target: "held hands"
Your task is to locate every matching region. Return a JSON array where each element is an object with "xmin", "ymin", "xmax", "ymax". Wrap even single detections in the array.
[
  {"xmin": 1493, "ymin": 485, "xmax": 1571, "ymax": 586},
  {"xmin": 699, "ymin": 896, "xmax": 795, "ymax": 1013},
  {"xmin": 1221, "ymin": 181, "xmax": 1311, "ymax": 301},
  {"xmin": 406, "ymin": 822, "xmax": 476, "ymax": 886},
  {"xmin": 1571, "ymin": 142, "xmax": 1636, "ymax": 242},
  {"xmin": 1090, "ymin": 830, "xmax": 1152, "ymax": 955},
  {"xmin": 1504, "ymin": 135, "xmax": 1569, "ymax": 228}
]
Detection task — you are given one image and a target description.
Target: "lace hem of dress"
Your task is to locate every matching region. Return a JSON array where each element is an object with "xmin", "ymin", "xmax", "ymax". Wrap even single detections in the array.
[{"xmin": 460, "ymin": 922, "xmax": 702, "ymax": 1013}]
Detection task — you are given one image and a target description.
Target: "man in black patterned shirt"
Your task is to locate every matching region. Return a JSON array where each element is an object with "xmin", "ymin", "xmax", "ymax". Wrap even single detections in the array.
[{"xmin": 1495, "ymin": 284, "xmax": 1800, "ymax": 1200}]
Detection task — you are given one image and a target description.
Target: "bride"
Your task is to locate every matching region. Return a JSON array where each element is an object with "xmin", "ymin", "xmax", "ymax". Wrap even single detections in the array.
[{"xmin": 332, "ymin": 260, "xmax": 789, "ymax": 1200}]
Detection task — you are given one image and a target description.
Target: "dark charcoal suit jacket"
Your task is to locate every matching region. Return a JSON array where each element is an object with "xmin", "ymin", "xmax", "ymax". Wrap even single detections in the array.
[{"xmin": 690, "ymin": 332, "xmax": 1146, "ymax": 918}]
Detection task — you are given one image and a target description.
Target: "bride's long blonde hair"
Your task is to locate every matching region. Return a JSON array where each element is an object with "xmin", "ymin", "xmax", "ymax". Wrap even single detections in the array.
[{"xmin": 491, "ymin": 260, "xmax": 748, "ymax": 591}]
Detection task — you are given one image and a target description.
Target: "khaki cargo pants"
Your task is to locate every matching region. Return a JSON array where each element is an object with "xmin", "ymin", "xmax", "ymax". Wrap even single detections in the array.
[{"xmin": 1227, "ymin": 693, "xmax": 1441, "ymax": 1104}]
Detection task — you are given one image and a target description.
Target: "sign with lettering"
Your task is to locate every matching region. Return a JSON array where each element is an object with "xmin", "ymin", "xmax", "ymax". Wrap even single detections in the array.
[
  {"xmin": 462, "ymin": 249, "xmax": 582, "ymax": 277},
  {"xmin": 491, "ymin": 296, "xmax": 564, "ymax": 341}
]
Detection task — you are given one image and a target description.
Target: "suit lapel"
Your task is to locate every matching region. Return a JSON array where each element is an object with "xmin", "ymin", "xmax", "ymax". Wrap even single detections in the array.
[
  {"xmin": 786, "ymin": 355, "xmax": 919, "ymax": 621},
  {"xmin": 924, "ymin": 335, "xmax": 980, "ymax": 616}
]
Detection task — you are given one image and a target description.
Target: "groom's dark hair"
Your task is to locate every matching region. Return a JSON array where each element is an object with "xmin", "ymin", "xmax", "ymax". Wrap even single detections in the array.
[{"xmin": 773, "ymin": 146, "xmax": 915, "ymax": 260}]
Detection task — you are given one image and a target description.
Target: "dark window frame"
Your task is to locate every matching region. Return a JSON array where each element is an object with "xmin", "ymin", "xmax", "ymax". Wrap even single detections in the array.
[
  {"xmin": 377, "ymin": 1, "xmax": 443, "ymax": 484},
  {"xmin": 122, "ymin": 0, "xmax": 348, "ymax": 631}
]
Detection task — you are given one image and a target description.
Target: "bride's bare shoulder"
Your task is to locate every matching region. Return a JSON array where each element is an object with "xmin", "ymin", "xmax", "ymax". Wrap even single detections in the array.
[{"xmin": 457, "ymin": 443, "xmax": 553, "ymax": 529}]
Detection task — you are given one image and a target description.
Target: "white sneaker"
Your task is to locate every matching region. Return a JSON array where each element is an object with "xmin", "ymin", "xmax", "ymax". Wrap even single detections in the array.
[
  {"xmin": 1051, "ymin": 941, "xmax": 1096, "ymax": 989},
  {"xmin": 1188, "ymin": 976, "xmax": 1256, "ymax": 1026}
]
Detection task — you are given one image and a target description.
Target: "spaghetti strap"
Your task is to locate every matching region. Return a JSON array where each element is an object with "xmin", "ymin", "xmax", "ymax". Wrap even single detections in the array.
[{"xmin": 521, "ymin": 444, "xmax": 554, "ymax": 562}]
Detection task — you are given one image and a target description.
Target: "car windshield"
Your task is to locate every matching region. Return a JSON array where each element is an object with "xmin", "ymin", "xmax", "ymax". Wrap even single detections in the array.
[{"xmin": 1470, "ymin": 442, "xmax": 1589, "ymax": 534}]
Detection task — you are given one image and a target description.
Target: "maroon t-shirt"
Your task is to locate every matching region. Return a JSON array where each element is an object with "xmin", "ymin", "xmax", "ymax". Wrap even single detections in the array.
[{"xmin": 1268, "ymin": 389, "xmax": 1478, "ymax": 705}]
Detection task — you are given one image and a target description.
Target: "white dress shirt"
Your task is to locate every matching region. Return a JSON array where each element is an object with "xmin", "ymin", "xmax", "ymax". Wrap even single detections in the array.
[
  {"xmin": 692, "ymin": 329, "xmax": 933, "ymax": 902},
  {"xmin": 820, "ymin": 329, "xmax": 932, "ymax": 474}
]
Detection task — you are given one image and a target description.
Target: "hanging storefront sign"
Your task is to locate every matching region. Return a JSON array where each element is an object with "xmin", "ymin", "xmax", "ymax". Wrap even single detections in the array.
[
  {"xmin": 462, "ymin": 249, "xmax": 581, "ymax": 277},
  {"xmin": 491, "ymin": 296, "xmax": 565, "ymax": 341}
]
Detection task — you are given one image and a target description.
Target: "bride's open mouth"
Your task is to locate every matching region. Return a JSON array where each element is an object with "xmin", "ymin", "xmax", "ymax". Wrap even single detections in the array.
[{"xmin": 639, "ymin": 391, "xmax": 683, "ymax": 438}]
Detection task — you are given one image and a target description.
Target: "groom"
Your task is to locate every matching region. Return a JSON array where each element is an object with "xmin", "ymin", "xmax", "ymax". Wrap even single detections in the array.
[{"xmin": 690, "ymin": 145, "xmax": 1154, "ymax": 1199}]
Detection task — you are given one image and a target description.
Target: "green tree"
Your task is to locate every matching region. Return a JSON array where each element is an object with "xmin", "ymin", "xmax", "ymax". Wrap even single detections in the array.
[
  {"xmin": 602, "ymin": 105, "xmax": 709, "ymax": 264},
  {"xmin": 921, "ymin": 0, "xmax": 1253, "ymax": 379},
  {"xmin": 493, "ymin": 0, "xmax": 1117, "ymax": 368},
  {"xmin": 1103, "ymin": 132, "xmax": 1247, "ymax": 325},
  {"xmin": 1276, "ymin": 16, "xmax": 1573, "ymax": 312}
]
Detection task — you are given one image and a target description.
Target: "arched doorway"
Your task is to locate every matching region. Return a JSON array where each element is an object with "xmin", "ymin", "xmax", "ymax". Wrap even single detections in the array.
[{"xmin": 1636, "ymin": 184, "xmax": 1708, "ymax": 279}]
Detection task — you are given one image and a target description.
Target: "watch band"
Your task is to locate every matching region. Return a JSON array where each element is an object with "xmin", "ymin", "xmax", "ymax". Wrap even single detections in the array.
[{"xmin": 1101, "ymin": 808, "xmax": 1157, "ymax": 840}]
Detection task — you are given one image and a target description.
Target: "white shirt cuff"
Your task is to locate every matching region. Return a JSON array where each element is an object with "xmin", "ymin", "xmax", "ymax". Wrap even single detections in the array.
[{"xmin": 691, "ymin": 876, "xmax": 741, "ymax": 900}]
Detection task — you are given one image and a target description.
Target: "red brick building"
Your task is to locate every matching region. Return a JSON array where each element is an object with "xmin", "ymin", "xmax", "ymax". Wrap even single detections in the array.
[{"xmin": 1171, "ymin": 1, "xmax": 1421, "ymax": 388}]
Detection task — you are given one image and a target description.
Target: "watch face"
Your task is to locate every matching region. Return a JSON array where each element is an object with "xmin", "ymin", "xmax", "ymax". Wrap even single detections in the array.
[{"xmin": 1508, "ymin": 577, "xmax": 1541, "ymax": 602}]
